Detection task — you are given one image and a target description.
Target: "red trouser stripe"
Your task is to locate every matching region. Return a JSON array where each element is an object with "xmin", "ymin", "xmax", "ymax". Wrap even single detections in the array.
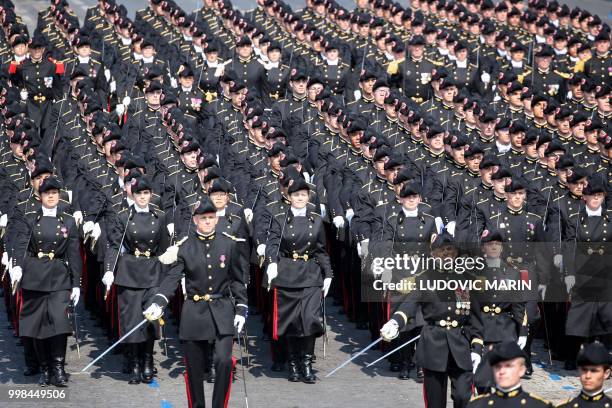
[
  {"xmin": 272, "ymin": 288, "xmax": 279, "ymax": 341},
  {"xmin": 224, "ymin": 356, "xmax": 237, "ymax": 408},
  {"xmin": 183, "ymin": 356, "xmax": 193, "ymax": 408}
]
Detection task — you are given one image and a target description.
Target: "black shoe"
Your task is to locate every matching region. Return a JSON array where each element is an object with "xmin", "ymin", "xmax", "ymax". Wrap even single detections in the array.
[
  {"xmin": 206, "ymin": 365, "xmax": 215, "ymax": 383},
  {"xmin": 522, "ymin": 361, "xmax": 533, "ymax": 378},
  {"xmin": 355, "ymin": 322, "xmax": 369, "ymax": 330},
  {"xmin": 564, "ymin": 360, "xmax": 577, "ymax": 371},
  {"xmin": 141, "ymin": 353, "xmax": 154, "ymax": 384},
  {"xmin": 288, "ymin": 359, "xmax": 300, "ymax": 382},
  {"xmin": 128, "ymin": 355, "xmax": 141, "ymax": 385},
  {"xmin": 271, "ymin": 361, "xmax": 285, "ymax": 372},
  {"xmin": 24, "ymin": 367, "xmax": 40, "ymax": 376},
  {"xmin": 302, "ymin": 355, "xmax": 316, "ymax": 384},
  {"xmin": 51, "ymin": 358, "xmax": 68, "ymax": 387},
  {"xmin": 398, "ymin": 364, "xmax": 410, "ymax": 380},
  {"xmin": 38, "ymin": 366, "xmax": 51, "ymax": 387},
  {"xmin": 415, "ymin": 367, "xmax": 424, "ymax": 383},
  {"xmin": 389, "ymin": 363, "xmax": 401, "ymax": 372}
]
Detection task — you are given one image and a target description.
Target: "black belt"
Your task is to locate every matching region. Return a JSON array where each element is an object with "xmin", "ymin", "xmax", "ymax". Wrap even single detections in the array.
[
  {"xmin": 189, "ymin": 293, "xmax": 223, "ymax": 302},
  {"xmin": 280, "ymin": 252, "xmax": 311, "ymax": 261}
]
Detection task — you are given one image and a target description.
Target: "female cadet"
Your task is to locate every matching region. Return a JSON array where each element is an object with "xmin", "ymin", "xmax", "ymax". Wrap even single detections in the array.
[
  {"xmin": 102, "ymin": 177, "xmax": 170, "ymax": 384},
  {"xmin": 10, "ymin": 176, "xmax": 82, "ymax": 387},
  {"xmin": 265, "ymin": 177, "xmax": 333, "ymax": 383}
]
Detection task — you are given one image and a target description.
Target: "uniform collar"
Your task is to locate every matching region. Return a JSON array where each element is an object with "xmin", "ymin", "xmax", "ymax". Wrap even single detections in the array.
[
  {"xmin": 42, "ymin": 206, "xmax": 58, "ymax": 217},
  {"xmin": 579, "ymin": 389, "xmax": 605, "ymax": 401},
  {"xmin": 586, "ymin": 206, "xmax": 602, "ymax": 217},
  {"xmin": 494, "ymin": 384, "xmax": 522, "ymax": 398},
  {"xmin": 291, "ymin": 206, "xmax": 307, "ymax": 217},
  {"xmin": 196, "ymin": 231, "xmax": 216, "ymax": 240},
  {"xmin": 507, "ymin": 205, "xmax": 524, "ymax": 215},
  {"xmin": 402, "ymin": 207, "xmax": 418, "ymax": 218},
  {"xmin": 134, "ymin": 204, "xmax": 149, "ymax": 213}
]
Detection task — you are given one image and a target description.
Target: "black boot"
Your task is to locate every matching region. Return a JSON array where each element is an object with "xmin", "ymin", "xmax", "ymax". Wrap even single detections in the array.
[
  {"xmin": 302, "ymin": 355, "xmax": 316, "ymax": 384},
  {"xmin": 38, "ymin": 363, "xmax": 51, "ymax": 387},
  {"xmin": 415, "ymin": 366, "xmax": 424, "ymax": 383},
  {"xmin": 49, "ymin": 335, "xmax": 68, "ymax": 387},
  {"xmin": 141, "ymin": 338, "xmax": 155, "ymax": 383},
  {"xmin": 398, "ymin": 362, "xmax": 410, "ymax": 380},
  {"xmin": 121, "ymin": 346, "xmax": 130, "ymax": 374},
  {"xmin": 288, "ymin": 357, "xmax": 301, "ymax": 382},
  {"xmin": 128, "ymin": 345, "xmax": 141, "ymax": 384}
]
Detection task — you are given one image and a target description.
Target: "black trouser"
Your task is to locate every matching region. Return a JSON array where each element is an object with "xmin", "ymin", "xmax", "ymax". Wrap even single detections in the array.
[
  {"xmin": 183, "ymin": 336, "xmax": 234, "ymax": 408},
  {"xmin": 287, "ymin": 335, "xmax": 315, "ymax": 359},
  {"xmin": 23, "ymin": 336, "xmax": 39, "ymax": 371},
  {"xmin": 423, "ymin": 353, "xmax": 472, "ymax": 408},
  {"xmin": 33, "ymin": 334, "xmax": 67, "ymax": 370}
]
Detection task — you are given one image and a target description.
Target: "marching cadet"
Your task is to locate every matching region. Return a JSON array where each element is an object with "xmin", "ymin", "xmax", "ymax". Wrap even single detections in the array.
[
  {"xmin": 197, "ymin": 41, "xmax": 224, "ymax": 102},
  {"xmin": 315, "ymin": 40, "xmax": 351, "ymax": 97},
  {"xmin": 557, "ymin": 342, "xmax": 612, "ymax": 408},
  {"xmin": 260, "ymin": 41, "xmax": 291, "ymax": 108},
  {"xmin": 467, "ymin": 341, "xmax": 553, "ymax": 407},
  {"xmin": 176, "ymin": 65, "xmax": 206, "ymax": 118},
  {"xmin": 380, "ymin": 232, "xmax": 484, "ymax": 408},
  {"xmin": 102, "ymin": 177, "xmax": 171, "ymax": 384},
  {"xmin": 143, "ymin": 197, "xmax": 248, "ymax": 408},
  {"xmin": 10, "ymin": 176, "xmax": 82, "ymax": 388},
  {"xmin": 524, "ymin": 45, "xmax": 567, "ymax": 103},
  {"xmin": 227, "ymin": 36, "xmax": 264, "ymax": 99},
  {"xmin": 388, "ymin": 35, "xmax": 437, "ymax": 104},
  {"xmin": 265, "ymin": 177, "xmax": 332, "ymax": 384}
]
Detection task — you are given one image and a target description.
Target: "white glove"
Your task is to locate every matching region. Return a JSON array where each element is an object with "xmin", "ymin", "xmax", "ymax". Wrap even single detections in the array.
[
  {"xmin": 266, "ymin": 263, "xmax": 278, "ymax": 286},
  {"xmin": 565, "ymin": 275, "xmax": 575, "ymax": 294},
  {"xmin": 345, "ymin": 208, "xmax": 354, "ymax": 225},
  {"xmin": 115, "ymin": 103, "xmax": 125, "ymax": 116},
  {"xmin": 434, "ymin": 217, "xmax": 444, "ymax": 233},
  {"xmin": 256, "ymin": 244, "xmax": 266, "ymax": 257},
  {"xmin": 1, "ymin": 252, "xmax": 7, "ymax": 267},
  {"xmin": 0, "ymin": 214, "xmax": 8, "ymax": 228},
  {"xmin": 110, "ymin": 80, "xmax": 117, "ymax": 93},
  {"xmin": 181, "ymin": 277, "xmax": 186, "ymax": 296},
  {"xmin": 104, "ymin": 68, "xmax": 111, "ymax": 82},
  {"xmin": 167, "ymin": 223, "xmax": 174, "ymax": 236},
  {"xmin": 446, "ymin": 221, "xmax": 456, "ymax": 237},
  {"xmin": 143, "ymin": 303, "xmax": 163, "ymax": 321},
  {"xmin": 158, "ymin": 245, "xmax": 179, "ymax": 265},
  {"xmin": 538, "ymin": 284, "xmax": 547, "ymax": 300},
  {"xmin": 517, "ymin": 335, "xmax": 527, "ymax": 349},
  {"xmin": 303, "ymin": 172, "xmax": 311, "ymax": 183},
  {"xmin": 234, "ymin": 315, "xmax": 246, "ymax": 333},
  {"xmin": 102, "ymin": 271, "xmax": 114, "ymax": 290},
  {"xmin": 73, "ymin": 211, "xmax": 83, "ymax": 226},
  {"xmin": 91, "ymin": 222, "xmax": 102, "ymax": 240},
  {"xmin": 244, "ymin": 208, "xmax": 253, "ymax": 224},
  {"xmin": 380, "ymin": 320, "xmax": 399, "ymax": 341},
  {"xmin": 9, "ymin": 265, "xmax": 22, "ymax": 286},
  {"xmin": 170, "ymin": 77, "xmax": 178, "ymax": 88},
  {"xmin": 358, "ymin": 239, "xmax": 369, "ymax": 259},
  {"xmin": 70, "ymin": 287, "xmax": 80, "ymax": 306},
  {"xmin": 471, "ymin": 352, "xmax": 482, "ymax": 373},
  {"xmin": 320, "ymin": 204, "xmax": 326, "ymax": 218},
  {"xmin": 322, "ymin": 277, "xmax": 332, "ymax": 297},
  {"xmin": 353, "ymin": 89, "xmax": 362, "ymax": 101},
  {"xmin": 122, "ymin": 96, "xmax": 131, "ymax": 106},
  {"xmin": 20, "ymin": 89, "xmax": 28, "ymax": 101},
  {"xmin": 553, "ymin": 254, "xmax": 562, "ymax": 269},
  {"xmin": 480, "ymin": 72, "xmax": 491, "ymax": 84},
  {"xmin": 83, "ymin": 221, "xmax": 95, "ymax": 235},
  {"xmin": 332, "ymin": 216, "xmax": 345, "ymax": 229}
]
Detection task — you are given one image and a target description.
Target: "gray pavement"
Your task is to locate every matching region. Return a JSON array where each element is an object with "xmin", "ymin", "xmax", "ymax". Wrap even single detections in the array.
[{"xmin": 0, "ymin": 296, "xmax": 610, "ymax": 408}]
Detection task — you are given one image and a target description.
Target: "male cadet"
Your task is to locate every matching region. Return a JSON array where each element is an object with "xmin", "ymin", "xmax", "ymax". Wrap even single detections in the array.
[
  {"xmin": 468, "ymin": 341, "xmax": 554, "ymax": 407},
  {"xmin": 557, "ymin": 342, "xmax": 612, "ymax": 407}
]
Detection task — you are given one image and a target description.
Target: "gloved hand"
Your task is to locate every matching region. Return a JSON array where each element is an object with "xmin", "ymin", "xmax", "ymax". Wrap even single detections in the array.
[
  {"xmin": 83, "ymin": 221, "xmax": 95, "ymax": 235},
  {"xmin": 244, "ymin": 208, "xmax": 253, "ymax": 223},
  {"xmin": 353, "ymin": 89, "xmax": 362, "ymax": 101},
  {"xmin": 115, "ymin": 103, "xmax": 125, "ymax": 116},
  {"xmin": 517, "ymin": 335, "xmax": 527, "ymax": 349},
  {"xmin": 181, "ymin": 277, "xmax": 186, "ymax": 296},
  {"xmin": 471, "ymin": 352, "xmax": 482, "ymax": 373},
  {"xmin": 553, "ymin": 254, "xmax": 562, "ymax": 269},
  {"xmin": 446, "ymin": 221, "xmax": 456, "ymax": 237},
  {"xmin": 345, "ymin": 208, "xmax": 354, "ymax": 225},
  {"xmin": 266, "ymin": 263, "xmax": 278, "ymax": 287},
  {"xmin": 359, "ymin": 239, "xmax": 369, "ymax": 259},
  {"xmin": 167, "ymin": 223, "xmax": 174, "ymax": 236},
  {"xmin": 102, "ymin": 271, "xmax": 114, "ymax": 290},
  {"xmin": 1, "ymin": 252, "xmax": 7, "ymax": 267},
  {"xmin": 320, "ymin": 204, "xmax": 326, "ymax": 218},
  {"xmin": 303, "ymin": 172, "xmax": 311, "ymax": 183},
  {"xmin": 434, "ymin": 217, "xmax": 444, "ymax": 233},
  {"xmin": 9, "ymin": 265, "xmax": 22, "ymax": 286},
  {"xmin": 480, "ymin": 72, "xmax": 491, "ymax": 83},
  {"xmin": 234, "ymin": 315, "xmax": 246, "ymax": 333},
  {"xmin": 256, "ymin": 244, "xmax": 266, "ymax": 257},
  {"xmin": 110, "ymin": 80, "xmax": 117, "ymax": 94},
  {"xmin": 0, "ymin": 213, "xmax": 8, "ymax": 228},
  {"xmin": 70, "ymin": 287, "xmax": 80, "ymax": 306},
  {"xmin": 380, "ymin": 320, "xmax": 399, "ymax": 341},
  {"xmin": 170, "ymin": 77, "xmax": 178, "ymax": 88},
  {"xmin": 322, "ymin": 277, "xmax": 332, "ymax": 297},
  {"xmin": 158, "ymin": 245, "xmax": 179, "ymax": 265},
  {"xmin": 104, "ymin": 68, "xmax": 111, "ymax": 82},
  {"xmin": 538, "ymin": 284, "xmax": 547, "ymax": 300},
  {"xmin": 332, "ymin": 216, "xmax": 345, "ymax": 229},
  {"xmin": 122, "ymin": 96, "xmax": 131, "ymax": 106},
  {"xmin": 564, "ymin": 275, "xmax": 575, "ymax": 294},
  {"xmin": 91, "ymin": 222, "xmax": 102, "ymax": 240},
  {"xmin": 73, "ymin": 211, "xmax": 83, "ymax": 226},
  {"xmin": 20, "ymin": 89, "xmax": 28, "ymax": 101},
  {"xmin": 143, "ymin": 303, "xmax": 163, "ymax": 321}
]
